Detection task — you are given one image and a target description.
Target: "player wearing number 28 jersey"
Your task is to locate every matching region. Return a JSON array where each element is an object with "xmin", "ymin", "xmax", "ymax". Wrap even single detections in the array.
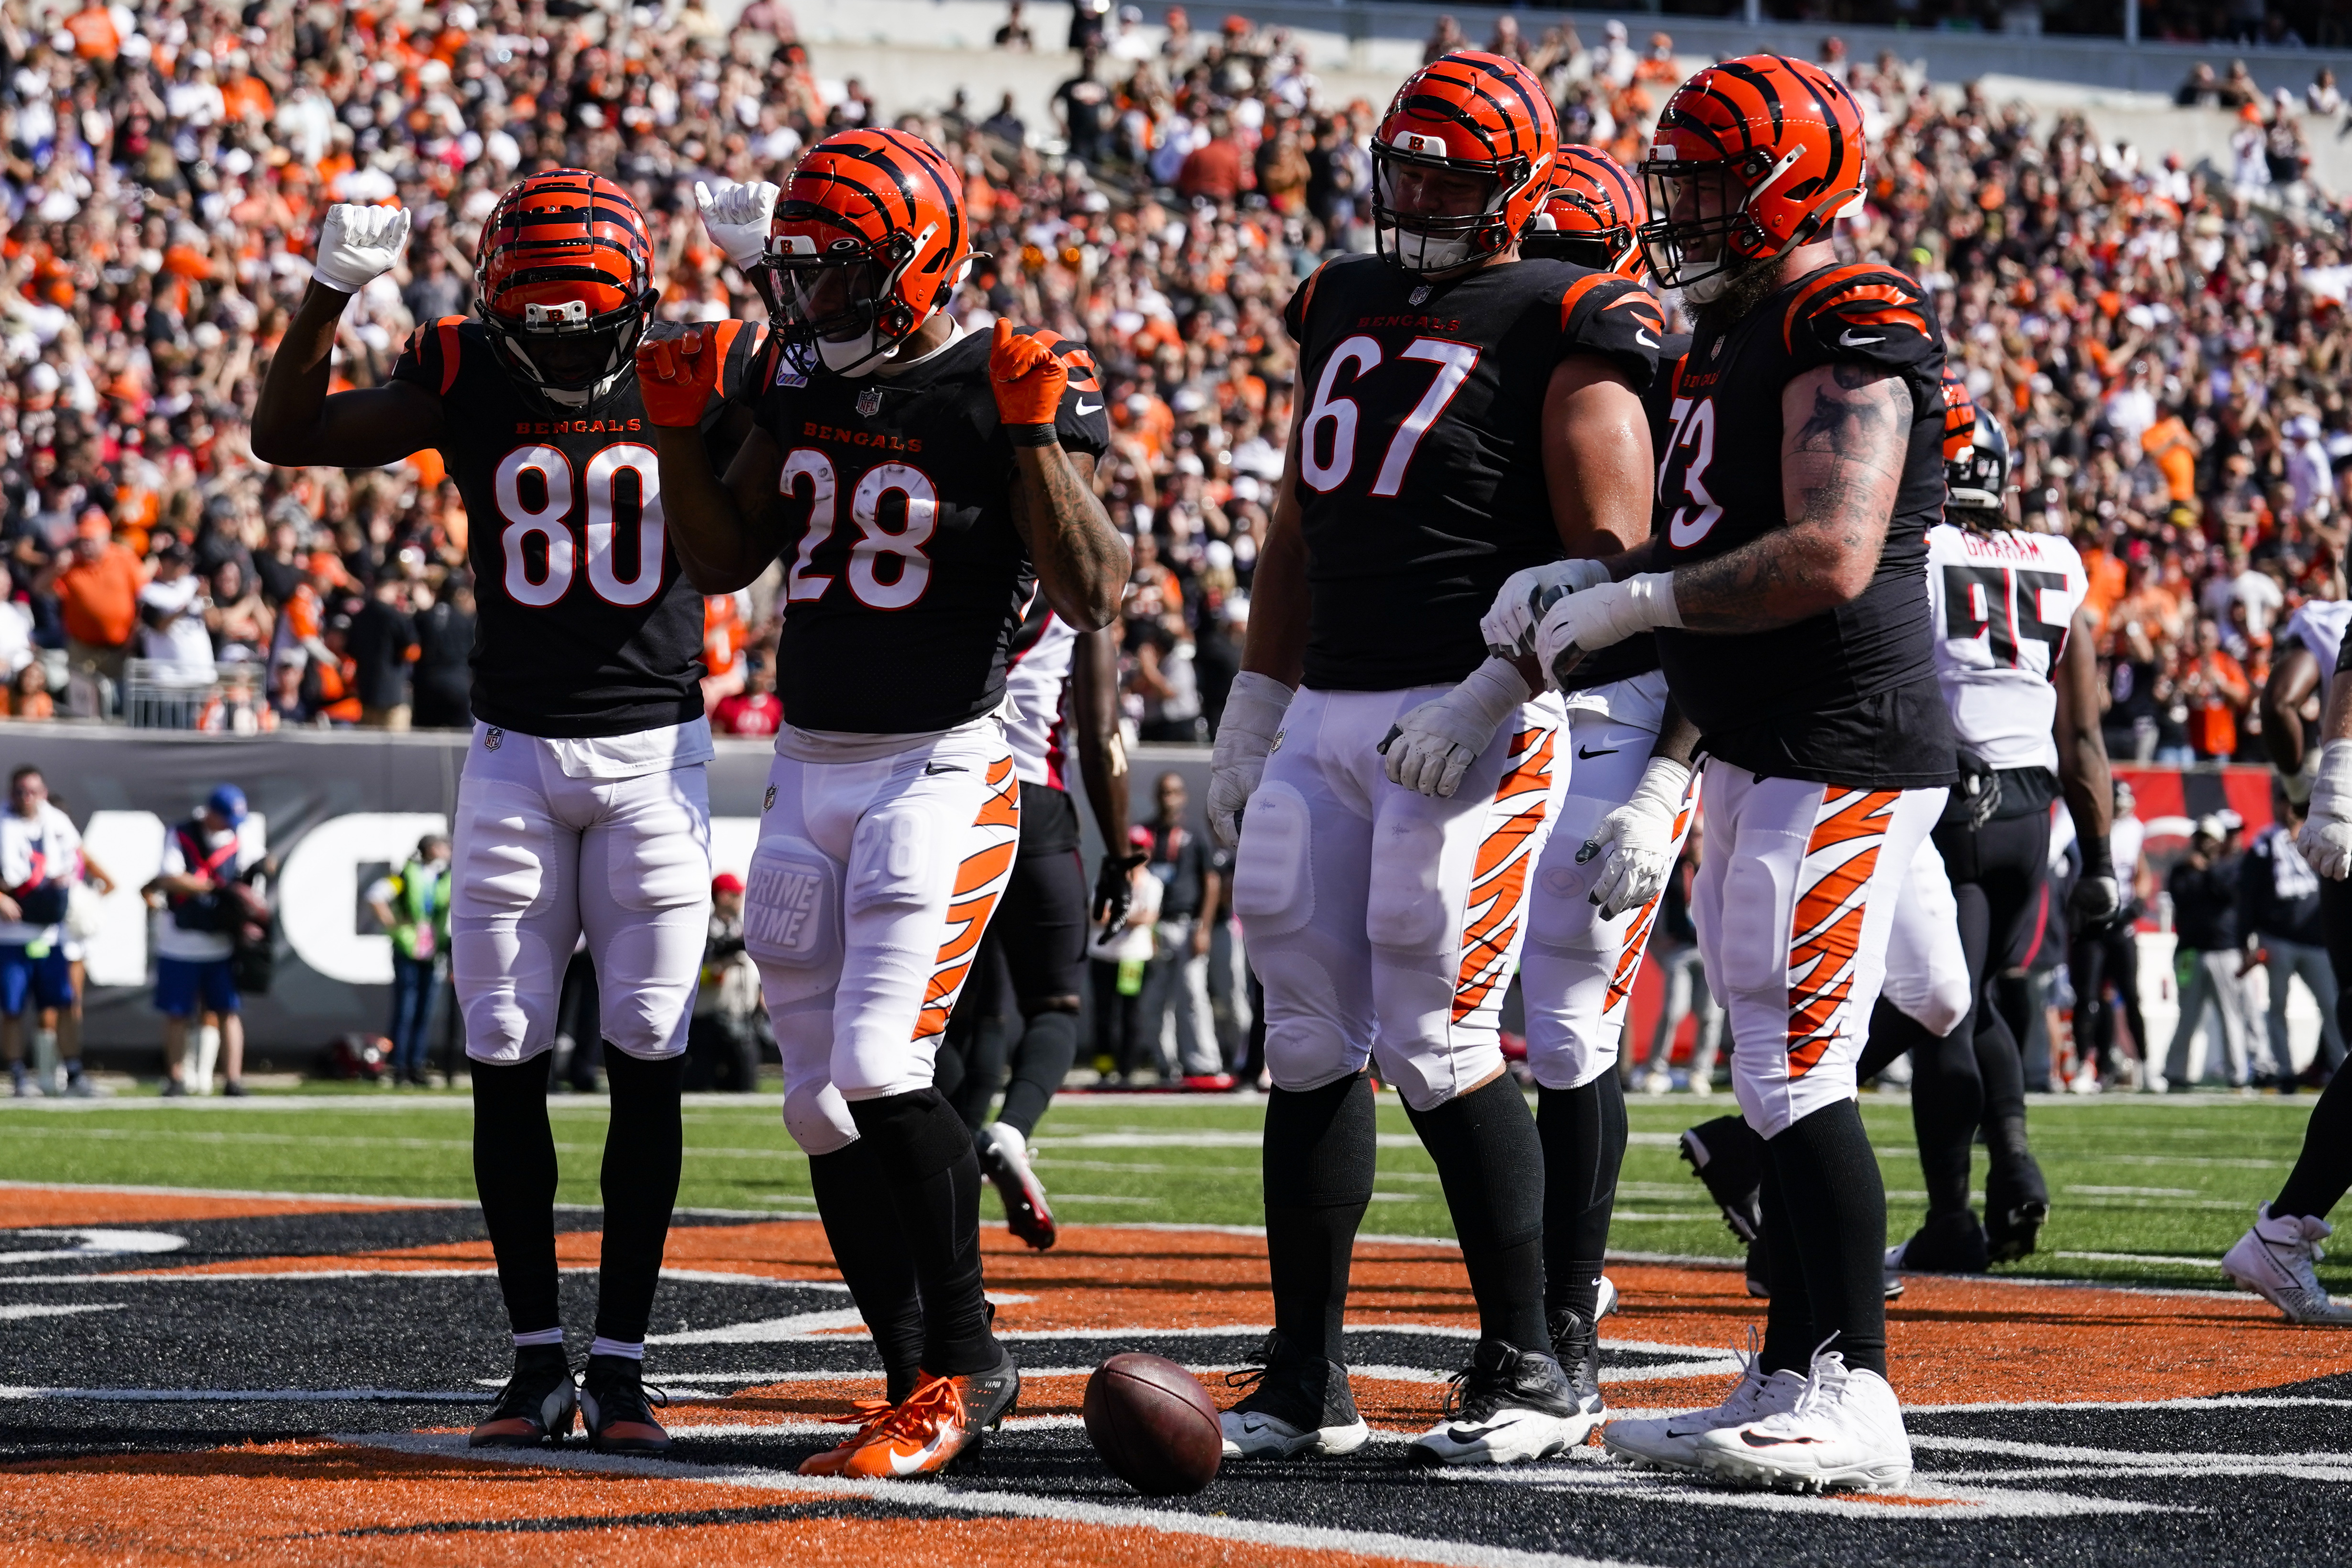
[
  {"xmin": 637, "ymin": 128, "xmax": 1128, "ymax": 1480},
  {"xmin": 251, "ymin": 171, "xmax": 762, "ymax": 1460},
  {"xmin": 1211, "ymin": 53, "xmax": 1662, "ymax": 1471}
]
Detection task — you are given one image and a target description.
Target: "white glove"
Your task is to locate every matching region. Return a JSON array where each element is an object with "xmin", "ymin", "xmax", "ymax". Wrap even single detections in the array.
[
  {"xmin": 1379, "ymin": 658, "xmax": 1532, "ymax": 799},
  {"xmin": 1481, "ymin": 559, "xmax": 1612, "ymax": 659},
  {"xmin": 1209, "ymin": 671, "xmax": 1293, "ymax": 848},
  {"xmin": 2298, "ymin": 738, "xmax": 2352, "ymax": 879},
  {"xmin": 695, "ymin": 179, "xmax": 781, "ymax": 274},
  {"xmin": 312, "ymin": 203, "xmax": 412, "ymax": 295},
  {"xmin": 1579, "ymin": 756, "xmax": 1691, "ymax": 919},
  {"xmin": 1533, "ymin": 571, "xmax": 1683, "ymax": 687}
]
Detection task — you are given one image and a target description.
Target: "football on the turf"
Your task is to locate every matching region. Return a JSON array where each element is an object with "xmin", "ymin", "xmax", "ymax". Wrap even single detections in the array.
[{"xmin": 1082, "ymin": 1352, "xmax": 1222, "ymax": 1495}]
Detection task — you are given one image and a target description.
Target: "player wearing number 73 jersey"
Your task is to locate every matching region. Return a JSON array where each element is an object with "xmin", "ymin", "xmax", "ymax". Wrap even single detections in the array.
[
  {"xmin": 1211, "ymin": 51, "xmax": 1662, "ymax": 1470},
  {"xmin": 637, "ymin": 128, "xmax": 1129, "ymax": 1479},
  {"xmin": 252, "ymin": 171, "xmax": 767, "ymax": 1461}
]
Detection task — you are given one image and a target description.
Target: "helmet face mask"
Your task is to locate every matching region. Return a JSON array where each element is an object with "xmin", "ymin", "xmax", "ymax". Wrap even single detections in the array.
[
  {"xmin": 1946, "ymin": 407, "xmax": 2014, "ymax": 520},
  {"xmin": 763, "ymin": 129, "xmax": 970, "ymax": 381},
  {"xmin": 476, "ymin": 170, "xmax": 655, "ymax": 409},
  {"xmin": 1639, "ymin": 151, "xmax": 1786, "ymax": 302},
  {"xmin": 1369, "ymin": 51, "xmax": 1556, "ymax": 280}
]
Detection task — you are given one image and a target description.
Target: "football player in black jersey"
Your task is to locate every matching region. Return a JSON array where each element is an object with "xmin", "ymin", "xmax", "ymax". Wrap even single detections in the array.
[
  {"xmin": 636, "ymin": 128, "xmax": 1130, "ymax": 1477},
  {"xmin": 253, "ymin": 175, "xmax": 766, "ymax": 1458},
  {"xmin": 1208, "ymin": 55, "xmax": 1663, "ymax": 1468},
  {"xmin": 1541, "ymin": 57, "xmax": 1959, "ymax": 1491},
  {"xmin": 1404, "ymin": 143, "xmax": 1696, "ymax": 1437}
]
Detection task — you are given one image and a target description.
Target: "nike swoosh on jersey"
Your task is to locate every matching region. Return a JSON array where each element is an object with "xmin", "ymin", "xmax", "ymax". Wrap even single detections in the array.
[
  {"xmin": 1075, "ymin": 400, "xmax": 1102, "ymax": 415},
  {"xmin": 924, "ymin": 763, "xmax": 967, "ymax": 775},
  {"xmin": 1578, "ymin": 746, "xmax": 1620, "ymax": 759},
  {"xmin": 1838, "ymin": 330, "xmax": 1883, "ymax": 348},
  {"xmin": 1636, "ymin": 331, "xmax": 1659, "ymax": 348}
]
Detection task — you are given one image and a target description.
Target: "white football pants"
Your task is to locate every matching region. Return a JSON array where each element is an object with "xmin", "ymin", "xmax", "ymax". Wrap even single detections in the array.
[
  {"xmin": 452, "ymin": 727, "xmax": 713, "ymax": 1065},
  {"xmin": 1233, "ymin": 683, "xmax": 1566, "ymax": 1112},
  {"xmin": 746, "ymin": 720, "xmax": 1022, "ymax": 1157}
]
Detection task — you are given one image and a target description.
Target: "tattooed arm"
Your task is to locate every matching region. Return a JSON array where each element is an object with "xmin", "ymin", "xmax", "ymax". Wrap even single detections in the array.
[
  {"xmin": 1670, "ymin": 362, "xmax": 1912, "ymax": 633},
  {"xmin": 1011, "ymin": 448, "xmax": 1131, "ymax": 632}
]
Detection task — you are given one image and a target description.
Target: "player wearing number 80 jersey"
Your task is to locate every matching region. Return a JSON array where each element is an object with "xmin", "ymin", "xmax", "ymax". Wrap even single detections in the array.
[
  {"xmin": 252, "ymin": 171, "xmax": 766, "ymax": 1460},
  {"xmin": 640, "ymin": 128, "xmax": 1129, "ymax": 1480}
]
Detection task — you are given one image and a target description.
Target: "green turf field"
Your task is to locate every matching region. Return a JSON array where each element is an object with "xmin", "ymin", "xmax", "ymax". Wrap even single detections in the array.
[{"xmin": 1, "ymin": 1088, "xmax": 2338, "ymax": 1293}]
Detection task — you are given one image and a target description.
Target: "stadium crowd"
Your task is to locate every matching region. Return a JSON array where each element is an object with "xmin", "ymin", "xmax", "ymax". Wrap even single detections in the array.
[{"xmin": 0, "ymin": 0, "xmax": 2343, "ymax": 762}]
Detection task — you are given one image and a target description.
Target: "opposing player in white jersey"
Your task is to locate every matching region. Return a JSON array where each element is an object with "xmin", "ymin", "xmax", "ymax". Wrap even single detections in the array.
[
  {"xmin": 1865, "ymin": 396, "xmax": 2114, "ymax": 1272},
  {"xmin": 938, "ymin": 601, "xmax": 1130, "ymax": 1249},
  {"xmin": 253, "ymin": 175, "xmax": 761, "ymax": 1458}
]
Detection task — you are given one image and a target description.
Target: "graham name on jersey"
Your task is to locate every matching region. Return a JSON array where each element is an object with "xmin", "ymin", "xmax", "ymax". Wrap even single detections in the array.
[{"xmin": 1949, "ymin": 527, "xmax": 2056, "ymax": 563}]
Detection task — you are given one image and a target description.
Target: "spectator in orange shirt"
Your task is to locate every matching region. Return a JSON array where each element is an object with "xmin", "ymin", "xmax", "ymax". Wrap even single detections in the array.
[
  {"xmin": 2143, "ymin": 406, "xmax": 2200, "ymax": 518},
  {"xmin": 2178, "ymin": 619, "xmax": 2252, "ymax": 760},
  {"xmin": 702, "ymin": 593, "xmax": 748, "ymax": 713},
  {"xmin": 55, "ymin": 513, "xmax": 146, "ymax": 708}
]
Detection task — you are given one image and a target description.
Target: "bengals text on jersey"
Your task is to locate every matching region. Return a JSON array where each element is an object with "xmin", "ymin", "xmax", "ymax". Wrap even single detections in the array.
[
  {"xmin": 392, "ymin": 316, "xmax": 767, "ymax": 738},
  {"xmin": 757, "ymin": 325, "xmax": 1109, "ymax": 735},
  {"xmin": 1650, "ymin": 264, "xmax": 1957, "ymax": 789},
  {"xmin": 1281, "ymin": 252, "xmax": 1663, "ymax": 692}
]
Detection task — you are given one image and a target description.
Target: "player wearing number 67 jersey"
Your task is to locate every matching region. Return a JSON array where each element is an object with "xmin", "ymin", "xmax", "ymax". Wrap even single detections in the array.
[
  {"xmin": 637, "ymin": 128, "xmax": 1128, "ymax": 1480},
  {"xmin": 1212, "ymin": 54, "xmax": 1662, "ymax": 1471},
  {"xmin": 252, "ymin": 171, "xmax": 767, "ymax": 1462}
]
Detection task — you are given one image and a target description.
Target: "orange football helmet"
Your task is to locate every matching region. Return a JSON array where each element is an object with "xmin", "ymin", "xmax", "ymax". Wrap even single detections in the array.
[
  {"xmin": 1941, "ymin": 363, "xmax": 1978, "ymax": 465},
  {"xmin": 767, "ymin": 128, "xmax": 971, "ymax": 377},
  {"xmin": 1637, "ymin": 54, "xmax": 1866, "ymax": 301},
  {"xmin": 1371, "ymin": 51, "xmax": 1557, "ymax": 276},
  {"xmin": 475, "ymin": 170, "xmax": 657, "ymax": 406},
  {"xmin": 1523, "ymin": 145, "xmax": 1649, "ymax": 278}
]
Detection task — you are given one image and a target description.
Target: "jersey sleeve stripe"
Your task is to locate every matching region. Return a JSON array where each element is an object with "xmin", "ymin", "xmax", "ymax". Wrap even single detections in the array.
[
  {"xmin": 433, "ymin": 317, "xmax": 465, "ymax": 395},
  {"xmin": 1557, "ymin": 271, "xmax": 1611, "ymax": 330},
  {"xmin": 1780, "ymin": 262, "xmax": 1885, "ymax": 351}
]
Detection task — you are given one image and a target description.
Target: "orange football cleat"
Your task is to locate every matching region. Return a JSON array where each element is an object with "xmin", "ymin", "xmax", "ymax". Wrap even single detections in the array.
[
  {"xmin": 837, "ymin": 1358, "xmax": 1021, "ymax": 1478},
  {"xmin": 798, "ymin": 1396, "xmax": 896, "ymax": 1476}
]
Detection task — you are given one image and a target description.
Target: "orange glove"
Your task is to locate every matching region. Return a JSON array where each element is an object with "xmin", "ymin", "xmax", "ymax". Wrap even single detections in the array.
[
  {"xmin": 989, "ymin": 316, "xmax": 1068, "ymax": 440},
  {"xmin": 635, "ymin": 320, "xmax": 747, "ymax": 428}
]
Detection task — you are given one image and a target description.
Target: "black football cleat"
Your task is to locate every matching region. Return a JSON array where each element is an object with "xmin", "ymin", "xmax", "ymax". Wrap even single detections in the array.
[
  {"xmin": 1682, "ymin": 1116, "xmax": 1766, "ymax": 1245},
  {"xmin": 1409, "ymin": 1339, "xmax": 1600, "ymax": 1466},
  {"xmin": 580, "ymin": 1353, "xmax": 673, "ymax": 1456},
  {"xmin": 1887, "ymin": 1209, "xmax": 1991, "ymax": 1277},
  {"xmin": 1220, "ymin": 1330, "xmax": 1369, "ymax": 1459},
  {"xmin": 1546, "ymin": 1307, "xmax": 1607, "ymax": 1423},
  {"xmin": 470, "ymin": 1345, "xmax": 578, "ymax": 1448},
  {"xmin": 1985, "ymin": 1153, "xmax": 2051, "ymax": 1263}
]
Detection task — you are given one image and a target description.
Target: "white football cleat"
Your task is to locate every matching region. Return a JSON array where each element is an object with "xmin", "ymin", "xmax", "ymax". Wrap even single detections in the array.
[
  {"xmin": 1601, "ymin": 1330, "xmax": 1806, "ymax": 1473},
  {"xmin": 977, "ymin": 1122, "xmax": 1056, "ymax": 1250},
  {"xmin": 1408, "ymin": 1338, "xmax": 1600, "ymax": 1466},
  {"xmin": 1219, "ymin": 1332, "xmax": 1371, "ymax": 1458},
  {"xmin": 2222, "ymin": 1203, "xmax": 2352, "ymax": 1325},
  {"xmin": 1690, "ymin": 1343, "xmax": 1912, "ymax": 1493}
]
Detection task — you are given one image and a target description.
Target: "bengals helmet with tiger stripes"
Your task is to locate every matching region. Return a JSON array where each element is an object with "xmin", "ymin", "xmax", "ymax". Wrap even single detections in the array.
[
  {"xmin": 1371, "ymin": 50, "xmax": 1557, "ymax": 276},
  {"xmin": 1522, "ymin": 144, "xmax": 1649, "ymax": 278},
  {"xmin": 1941, "ymin": 363, "xmax": 1978, "ymax": 466},
  {"xmin": 1637, "ymin": 54, "xmax": 1866, "ymax": 302},
  {"xmin": 767, "ymin": 127, "xmax": 972, "ymax": 377},
  {"xmin": 475, "ymin": 170, "xmax": 658, "ymax": 407}
]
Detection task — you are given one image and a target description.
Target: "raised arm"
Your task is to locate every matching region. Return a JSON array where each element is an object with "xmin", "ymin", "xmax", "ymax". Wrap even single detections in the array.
[
  {"xmin": 994, "ymin": 321, "xmax": 1130, "ymax": 631},
  {"xmin": 250, "ymin": 281, "xmax": 445, "ymax": 467},
  {"xmin": 2055, "ymin": 605, "xmax": 2120, "ymax": 923},
  {"xmin": 636, "ymin": 322, "xmax": 791, "ymax": 594}
]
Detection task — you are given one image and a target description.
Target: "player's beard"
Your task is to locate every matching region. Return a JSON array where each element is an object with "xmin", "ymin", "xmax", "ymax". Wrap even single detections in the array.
[{"xmin": 1688, "ymin": 256, "xmax": 1781, "ymax": 333}]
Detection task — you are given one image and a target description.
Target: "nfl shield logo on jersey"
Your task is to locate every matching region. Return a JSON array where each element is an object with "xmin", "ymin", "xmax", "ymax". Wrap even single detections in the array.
[
  {"xmin": 484, "ymin": 727, "xmax": 503, "ymax": 752},
  {"xmin": 1409, "ymin": 285, "xmax": 1431, "ymax": 306},
  {"xmin": 857, "ymin": 386, "xmax": 883, "ymax": 418},
  {"xmin": 763, "ymin": 785, "xmax": 777, "ymax": 812}
]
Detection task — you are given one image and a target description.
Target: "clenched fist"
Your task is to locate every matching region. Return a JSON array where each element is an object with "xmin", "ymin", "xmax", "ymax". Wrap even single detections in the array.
[
  {"xmin": 989, "ymin": 317, "xmax": 1068, "ymax": 435},
  {"xmin": 314, "ymin": 203, "xmax": 411, "ymax": 295},
  {"xmin": 635, "ymin": 319, "xmax": 754, "ymax": 428}
]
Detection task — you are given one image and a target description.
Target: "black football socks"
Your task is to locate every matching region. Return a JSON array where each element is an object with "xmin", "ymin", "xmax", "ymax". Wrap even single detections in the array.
[
  {"xmin": 473, "ymin": 1053, "xmax": 562, "ymax": 1342},
  {"xmin": 1537, "ymin": 1071, "xmax": 1627, "ymax": 1324},
  {"xmin": 997, "ymin": 1005, "xmax": 1080, "ymax": 1139},
  {"xmin": 1763, "ymin": 1099, "xmax": 1890, "ymax": 1379},
  {"xmin": 593, "ymin": 1048, "xmax": 685, "ymax": 1351},
  {"xmin": 2273, "ymin": 1066, "xmax": 2352, "ymax": 1221},
  {"xmin": 846, "ymin": 1088, "xmax": 1000, "ymax": 1375},
  {"xmin": 809, "ymin": 1139, "xmax": 927, "ymax": 1400},
  {"xmin": 1405, "ymin": 1073, "xmax": 1550, "ymax": 1355},
  {"xmin": 1262, "ymin": 1072, "xmax": 1376, "ymax": 1363}
]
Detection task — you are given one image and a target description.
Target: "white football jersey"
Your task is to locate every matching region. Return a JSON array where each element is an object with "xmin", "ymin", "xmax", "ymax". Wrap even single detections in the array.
[
  {"xmin": 1003, "ymin": 605, "xmax": 1077, "ymax": 788},
  {"xmin": 2281, "ymin": 597, "xmax": 2352, "ymax": 707},
  {"xmin": 1922, "ymin": 524, "xmax": 2090, "ymax": 772}
]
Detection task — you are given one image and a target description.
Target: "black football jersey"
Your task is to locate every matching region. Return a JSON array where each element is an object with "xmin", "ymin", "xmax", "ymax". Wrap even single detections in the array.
[
  {"xmin": 757, "ymin": 326, "xmax": 1110, "ymax": 735},
  {"xmin": 391, "ymin": 317, "xmax": 763, "ymax": 739},
  {"xmin": 1281, "ymin": 254, "xmax": 1664, "ymax": 691},
  {"xmin": 1650, "ymin": 266, "xmax": 1957, "ymax": 789}
]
